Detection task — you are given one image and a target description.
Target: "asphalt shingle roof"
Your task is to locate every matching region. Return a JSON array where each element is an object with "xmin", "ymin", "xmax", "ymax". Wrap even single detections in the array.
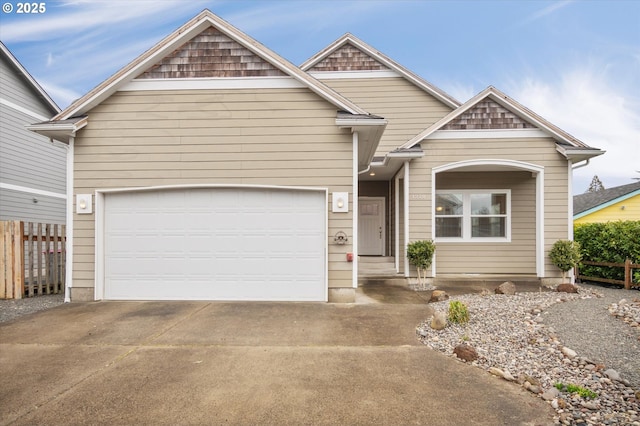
[{"xmin": 573, "ymin": 181, "xmax": 640, "ymax": 215}]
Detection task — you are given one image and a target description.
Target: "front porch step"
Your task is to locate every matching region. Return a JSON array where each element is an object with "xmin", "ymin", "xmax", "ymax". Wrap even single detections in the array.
[
  {"xmin": 358, "ymin": 277, "xmax": 408, "ymax": 287},
  {"xmin": 358, "ymin": 256, "xmax": 398, "ymax": 277}
]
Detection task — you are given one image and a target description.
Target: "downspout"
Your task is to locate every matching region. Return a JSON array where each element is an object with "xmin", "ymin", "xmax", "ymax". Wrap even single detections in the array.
[
  {"xmin": 571, "ymin": 159, "xmax": 590, "ymax": 170},
  {"xmin": 568, "ymin": 158, "xmax": 588, "ymax": 282},
  {"xmin": 358, "ymin": 165, "xmax": 371, "ymax": 175},
  {"xmin": 64, "ymin": 136, "xmax": 74, "ymax": 303}
]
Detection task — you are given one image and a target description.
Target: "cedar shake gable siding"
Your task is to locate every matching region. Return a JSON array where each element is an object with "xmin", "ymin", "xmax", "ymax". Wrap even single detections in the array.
[
  {"xmin": 140, "ymin": 27, "xmax": 286, "ymax": 79},
  {"xmin": 442, "ymin": 100, "xmax": 536, "ymax": 130},
  {"xmin": 308, "ymin": 43, "xmax": 389, "ymax": 72},
  {"xmin": 307, "ymin": 42, "xmax": 453, "ymax": 155}
]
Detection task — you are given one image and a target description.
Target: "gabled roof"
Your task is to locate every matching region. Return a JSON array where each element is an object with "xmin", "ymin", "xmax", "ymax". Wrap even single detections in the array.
[
  {"xmin": 52, "ymin": 10, "xmax": 372, "ymax": 121},
  {"xmin": 300, "ymin": 33, "xmax": 460, "ymax": 109},
  {"xmin": 0, "ymin": 41, "xmax": 59, "ymax": 114},
  {"xmin": 401, "ymin": 86, "xmax": 604, "ymax": 161},
  {"xmin": 573, "ymin": 181, "xmax": 640, "ymax": 217}
]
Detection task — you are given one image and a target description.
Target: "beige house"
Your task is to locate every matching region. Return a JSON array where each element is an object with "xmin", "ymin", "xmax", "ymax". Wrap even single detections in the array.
[{"xmin": 30, "ymin": 10, "xmax": 603, "ymax": 302}]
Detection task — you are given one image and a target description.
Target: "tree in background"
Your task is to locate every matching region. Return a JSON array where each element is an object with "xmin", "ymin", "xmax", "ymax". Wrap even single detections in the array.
[{"xmin": 586, "ymin": 175, "xmax": 605, "ymax": 193}]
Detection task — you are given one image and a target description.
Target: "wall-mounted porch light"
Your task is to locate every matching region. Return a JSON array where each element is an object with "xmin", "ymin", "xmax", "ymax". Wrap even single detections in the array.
[
  {"xmin": 76, "ymin": 194, "xmax": 93, "ymax": 214},
  {"xmin": 332, "ymin": 192, "xmax": 348, "ymax": 213}
]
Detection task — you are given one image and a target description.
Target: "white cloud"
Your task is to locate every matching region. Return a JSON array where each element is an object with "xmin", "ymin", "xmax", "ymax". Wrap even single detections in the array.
[
  {"xmin": 509, "ymin": 64, "xmax": 640, "ymax": 193},
  {"xmin": 0, "ymin": 0, "xmax": 210, "ymax": 42},
  {"xmin": 513, "ymin": 0, "xmax": 575, "ymax": 28},
  {"xmin": 225, "ymin": 0, "xmax": 394, "ymax": 35}
]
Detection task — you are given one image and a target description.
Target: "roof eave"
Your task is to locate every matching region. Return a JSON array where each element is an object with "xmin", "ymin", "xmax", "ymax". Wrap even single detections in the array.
[
  {"xmin": 26, "ymin": 116, "xmax": 88, "ymax": 144},
  {"xmin": 55, "ymin": 10, "xmax": 368, "ymax": 121},
  {"xmin": 0, "ymin": 41, "xmax": 60, "ymax": 113},
  {"xmin": 556, "ymin": 145, "xmax": 606, "ymax": 163},
  {"xmin": 402, "ymin": 86, "xmax": 601, "ymax": 150},
  {"xmin": 337, "ymin": 116, "xmax": 388, "ymax": 171},
  {"xmin": 301, "ymin": 34, "xmax": 460, "ymax": 109}
]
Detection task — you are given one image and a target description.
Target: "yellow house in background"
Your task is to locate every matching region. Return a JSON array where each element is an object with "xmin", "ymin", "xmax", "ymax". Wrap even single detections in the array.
[{"xmin": 574, "ymin": 181, "xmax": 640, "ymax": 224}]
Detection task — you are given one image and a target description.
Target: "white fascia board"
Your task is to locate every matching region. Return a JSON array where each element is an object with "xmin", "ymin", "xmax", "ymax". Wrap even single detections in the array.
[
  {"xmin": 121, "ymin": 77, "xmax": 306, "ymax": 91},
  {"xmin": 556, "ymin": 145, "xmax": 605, "ymax": 161},
  {"xmin": 26, "ymin": 116, "xmax": 88, "ymax": 144},
  {"xmin": 309, "ymin": 70, "xmax": 401, "ymax": 80},
  {"xmin": 59, "ymin": 19, "xmax": 212, "ymax": 119}
]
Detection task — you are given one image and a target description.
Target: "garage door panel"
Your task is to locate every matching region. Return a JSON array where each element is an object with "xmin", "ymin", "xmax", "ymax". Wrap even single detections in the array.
[{"xmin": 104, "ymin": 187, "xmax": 326, "ymax": 301}]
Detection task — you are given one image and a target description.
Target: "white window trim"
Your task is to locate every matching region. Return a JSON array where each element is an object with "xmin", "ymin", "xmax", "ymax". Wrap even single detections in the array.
[{"xmin": 435, "ymin": 189, "xmax": 511, "ymax": 243}]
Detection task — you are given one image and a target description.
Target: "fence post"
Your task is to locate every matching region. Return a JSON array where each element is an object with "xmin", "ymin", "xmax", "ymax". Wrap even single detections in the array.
[
  {"xmin": 0, "ymin": 221, "xmax": 24, "ymax": 299},
  {"xmin": 624, "ymin": 258, "xmax": 631, "ymax": 290},
  {"xmin": 18, "ymin": 221, "xmax": 24, "ymax": 298}
]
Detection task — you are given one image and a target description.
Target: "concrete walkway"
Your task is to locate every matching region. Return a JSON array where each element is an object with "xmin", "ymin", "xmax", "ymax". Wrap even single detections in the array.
[{"xmin": 1, "ymin": 301, "xmax": 554, "ymax": 425}]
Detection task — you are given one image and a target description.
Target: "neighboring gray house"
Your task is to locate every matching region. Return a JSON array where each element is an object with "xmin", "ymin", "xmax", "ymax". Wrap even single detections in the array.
[{"xmin": 0, "ymin": 41, "xmax": 65, "ymax": 224}]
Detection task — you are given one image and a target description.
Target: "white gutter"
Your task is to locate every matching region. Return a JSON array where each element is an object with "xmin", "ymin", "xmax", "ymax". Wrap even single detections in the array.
[{"xmin": 64, "ymin": 136, "xmax": 74, "ymax": 303}]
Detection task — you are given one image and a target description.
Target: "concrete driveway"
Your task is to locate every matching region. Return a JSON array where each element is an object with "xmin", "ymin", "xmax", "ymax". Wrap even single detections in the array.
[{"xmin": 0, "ymin": 301, "xmax": 554, "ymax": 425}]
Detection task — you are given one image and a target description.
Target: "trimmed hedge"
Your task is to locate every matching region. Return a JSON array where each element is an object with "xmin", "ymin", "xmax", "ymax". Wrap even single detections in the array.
[{"xmin": 573, "ymin": 221, "xmax": 640, "ymax": 283}]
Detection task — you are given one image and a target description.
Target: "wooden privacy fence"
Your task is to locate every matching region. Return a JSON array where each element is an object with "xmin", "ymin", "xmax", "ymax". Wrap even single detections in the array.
[
  {"xmin": 575, "ymin": 259, "xmax": 639, "ymax": 290},
  {"xmin": 0, "ymin": 221, "xmax": 66, "ymax": 299}
]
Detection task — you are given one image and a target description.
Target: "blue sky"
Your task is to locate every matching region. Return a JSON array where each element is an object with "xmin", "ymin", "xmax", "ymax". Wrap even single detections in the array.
[{"xmin": 1, "ymin": 0, "xmax": 638, "ymax": 193}]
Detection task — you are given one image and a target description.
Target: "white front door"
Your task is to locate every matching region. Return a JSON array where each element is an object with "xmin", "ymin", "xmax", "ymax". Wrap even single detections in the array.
[{"xmin": 358, "ymin": 197, "xmax": 385, "ymax": 256}]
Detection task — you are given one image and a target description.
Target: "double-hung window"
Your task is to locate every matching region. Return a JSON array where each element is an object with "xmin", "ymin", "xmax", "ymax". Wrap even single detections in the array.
[{"xmin": 435, "ymin": 190, "xmax": 510, "ymax": 241}]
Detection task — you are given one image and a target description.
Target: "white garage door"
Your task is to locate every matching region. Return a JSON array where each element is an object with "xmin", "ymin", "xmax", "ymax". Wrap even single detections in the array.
[{"xmin": 103, "ymin": 187, "xmax": 326, "ymax": 301}]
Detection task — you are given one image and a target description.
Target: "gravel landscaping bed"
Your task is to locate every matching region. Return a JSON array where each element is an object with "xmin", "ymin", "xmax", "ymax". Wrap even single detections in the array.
[
  {"xmin": 417, "ymin": 283, "xmax": 640, "ymax": 425},
  {"xmin": 0, "ymin": 294, "xmax": 65, "ymax": 323}
]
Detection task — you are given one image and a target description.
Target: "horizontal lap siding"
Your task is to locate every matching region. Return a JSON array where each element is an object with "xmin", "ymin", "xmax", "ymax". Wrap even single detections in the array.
[
  {"xmin": 0, "ymin": 189, "xmax": 65, "ymax": 223},
  {"xmin": 317, "ymin": 77, "xmax": 452, "ymax": 154},
  {"xmin": 73, "ymin": 88, "xmax": 354, "ymax": 292},
  {"xmin": 574, "ymin": 195, "xmax": 640, "ymax": 224},
  {"xmin": 412, "ymin": 137, "xmax": 569, "ymax": 277},
  {"xmin": 0, "ymin": 59, "xmax": 65, "ymax": 223},
  {"xmin": 0, "ymin": 55, "xmax": 56, "ymax": 117}
]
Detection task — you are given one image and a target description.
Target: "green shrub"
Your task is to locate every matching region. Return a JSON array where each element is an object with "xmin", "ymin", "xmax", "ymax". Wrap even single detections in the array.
[
  {"xmin": 407, "ymin": 240, "xmax": 436, "ymax": 286},
  {"xmin": 448, "ymin": 300, "xmax": 469, "ymax": 324},
  {"xmin": 549, "ymin": 240, "xmax": 582, "ymax": 281},
  {"xmin": 574, "ymin": 221, "xmax": 640, "ymax": 283}
]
